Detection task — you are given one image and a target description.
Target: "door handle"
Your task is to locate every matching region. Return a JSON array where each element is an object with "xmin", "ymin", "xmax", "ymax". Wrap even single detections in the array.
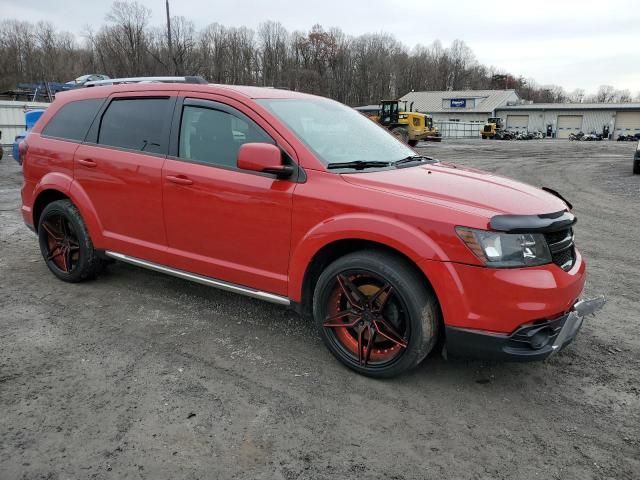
[
  {"xmin": 166, "ymin": 175, "xmax": 193, "ymax": 186},
  {"xmin": 77, "ymin": 158, "xmax": 97, "ymax": 168}
]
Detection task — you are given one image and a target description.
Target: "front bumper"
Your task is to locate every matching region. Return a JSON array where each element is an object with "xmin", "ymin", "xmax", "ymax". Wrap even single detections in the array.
[
  {"xmin": 420, "ymin": 251, "xmax": 587, "ymax": 334},
  {"xmin": 445, "ymin": 296, "xmax": 606, "ymax": 361}
]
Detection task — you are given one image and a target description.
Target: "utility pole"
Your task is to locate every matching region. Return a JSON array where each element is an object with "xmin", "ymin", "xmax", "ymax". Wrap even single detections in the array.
[{"xmin": 165, "ymin": 0, "xmax": 173, "ymax": 74}]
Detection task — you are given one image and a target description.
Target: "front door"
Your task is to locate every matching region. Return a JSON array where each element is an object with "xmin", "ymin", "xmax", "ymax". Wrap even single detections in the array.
[
  {"xmin": 74, "ymin": 94, "xmax": 176, "ymax": 261},
  {"xmin": 161, "ymin": 97, "xmax": 296, "ymax": 296}
]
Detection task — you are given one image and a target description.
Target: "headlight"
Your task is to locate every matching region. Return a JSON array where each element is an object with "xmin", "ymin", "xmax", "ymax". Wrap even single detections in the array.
[
  {"xmin": 456, "ymin": 227, "xmax": 552, "ymax": 268},
  {"xmin": 399, "ymin": 114, "xmax": 408, "ymax": 119}
]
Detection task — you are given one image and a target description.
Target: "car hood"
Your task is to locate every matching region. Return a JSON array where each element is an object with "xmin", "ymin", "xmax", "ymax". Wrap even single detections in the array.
[{"xmin": 341, "ymin": 162, "xmax": 568, "ymax": 218}]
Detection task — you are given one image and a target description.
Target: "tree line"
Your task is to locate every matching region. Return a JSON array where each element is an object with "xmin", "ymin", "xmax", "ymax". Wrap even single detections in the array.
[{"xmin": 0, "ymin": 1, "xmax": 637, "ymax": 106}]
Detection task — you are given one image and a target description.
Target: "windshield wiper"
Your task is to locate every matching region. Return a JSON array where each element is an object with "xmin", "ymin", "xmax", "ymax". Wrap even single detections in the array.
[
  {"xmin": 392, "ymin": 155, "xmax": 436, "ymax": 167},
  {"xmin": 326, "ymin": 160, "xmax": 391, "ymax": 170}
]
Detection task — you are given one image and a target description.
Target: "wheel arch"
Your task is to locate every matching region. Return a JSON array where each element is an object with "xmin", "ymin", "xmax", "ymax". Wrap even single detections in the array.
[
  {"xmin": 33, "ymin": 189, "xmax": 70, "ymax": 229},
  {"xmin": 296, "ymin": 238, "xmax": 445, "ymax": 318},
  {"xmin": 289, "ymin": 213, "xmax": 449, "ymax": 305},
  {"xmin": 32, "ymin": 178, "xmax": 104, "ymax": 246},
  {"xmin": 290, "ymin": 213, "xmax": 450, "ymax": 330}
]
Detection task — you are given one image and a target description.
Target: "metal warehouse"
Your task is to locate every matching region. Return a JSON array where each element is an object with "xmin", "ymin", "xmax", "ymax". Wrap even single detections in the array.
[
  {"xmin": 400, "ymin": 89, "xmax": 520, "ymax": 123},
  {"xmin": 495, "ymin": 103, "xmax": 640, "ymax": 139}
]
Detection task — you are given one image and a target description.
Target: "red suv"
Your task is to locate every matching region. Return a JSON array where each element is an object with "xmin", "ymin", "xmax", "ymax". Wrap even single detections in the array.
[{"xmin": 20, "ymin": 77, "xmax": 604, "ymax": 377}]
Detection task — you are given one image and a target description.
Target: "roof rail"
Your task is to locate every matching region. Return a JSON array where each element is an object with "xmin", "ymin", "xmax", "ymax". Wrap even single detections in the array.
[{"xmin": 84, "ymin": 76, "xmax": 208, "ymax": 87}]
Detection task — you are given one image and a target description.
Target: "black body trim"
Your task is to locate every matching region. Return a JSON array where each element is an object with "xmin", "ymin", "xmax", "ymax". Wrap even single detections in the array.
[
  {"xmin": 490, "ymin": 210, "xmax": 576, "ymax": 233},
  {"xmin": 446, "ymin": 297, "xmax": 605, "ymax": 361},
  {"xmin": 446, "ymin": 314, "xmax": 571, "ymax": 362},
  {"xmin": 541, "ymin": 187, "xmax": 573, "ymax": 210}
]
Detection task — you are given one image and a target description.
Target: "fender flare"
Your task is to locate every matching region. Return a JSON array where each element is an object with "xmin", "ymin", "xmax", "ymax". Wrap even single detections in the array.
[
  {"xmin": 287, "ymin": 213, "xmax": 449, "ymax": 301},
  {"xmin": 32, "ymin": 174, "xmax": 105, "ymax": 246}
]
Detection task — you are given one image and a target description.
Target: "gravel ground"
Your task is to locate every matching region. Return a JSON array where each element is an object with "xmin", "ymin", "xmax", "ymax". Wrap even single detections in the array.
[{"xmin": 0, "ymin": 139, "xmax": 638, "ymax": 480}]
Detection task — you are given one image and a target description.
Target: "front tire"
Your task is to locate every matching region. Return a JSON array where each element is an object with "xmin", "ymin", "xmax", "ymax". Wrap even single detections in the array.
[
  {"xmin": 408, "ymin": 139, "xmax": 418, "ymax": 147},
  {"xmin": 38, "ymin": 199, "xmax": 104, "ymax": 282},
  {"xmin": 313, "ymin": 250, "xmax": 440, "ymax": 378},
  {"xmin": 634, "ymin": 160, "xmax": 640, "ymax": 175}
]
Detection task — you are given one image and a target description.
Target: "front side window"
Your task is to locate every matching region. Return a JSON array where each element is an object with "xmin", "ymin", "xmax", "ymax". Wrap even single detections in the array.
[
  {"xmin": 98, "ymin": 98, "xmax": 171, "ymax": 154},
  {"xmin": 258, "ymin": 98, "xmax": 414, "ymax": 166},
  {"xmin": 41, "ymin": 98, "xmax": 104, "ymax": 142},
  {"xmin": 178, "ymin": 105, "xmax": 273, "ymax": 168}
]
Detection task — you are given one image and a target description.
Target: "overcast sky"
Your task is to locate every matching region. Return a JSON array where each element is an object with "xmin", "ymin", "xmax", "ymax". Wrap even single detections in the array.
[{"xmin": 2, "ymin": 0, "xmax": 639, "ymax": 94}]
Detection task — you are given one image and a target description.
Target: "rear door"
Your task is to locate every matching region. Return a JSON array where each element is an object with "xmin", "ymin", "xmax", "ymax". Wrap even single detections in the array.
[
  {"xmin": 74, "ymin": 92, "xmax": 176, "ymax": 260},
  {"xmin": 161, "ymin": 95, "xmax": 297, "ymax": 296}
]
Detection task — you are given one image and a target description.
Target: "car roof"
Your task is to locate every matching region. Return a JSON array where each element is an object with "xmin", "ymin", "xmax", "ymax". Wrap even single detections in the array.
[{"xmin": 54, "ymin": 82, "xmax": 315, "ymax": 103}]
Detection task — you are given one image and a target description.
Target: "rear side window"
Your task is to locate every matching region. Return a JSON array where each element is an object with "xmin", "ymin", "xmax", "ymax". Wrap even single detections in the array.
[
  {"xmin": 41, "ymin": 99, "xmax": 103, "ymax": 142},
  {"xmin": 98, "ymin": 98, "xmax": 172, "ymax": 154}
]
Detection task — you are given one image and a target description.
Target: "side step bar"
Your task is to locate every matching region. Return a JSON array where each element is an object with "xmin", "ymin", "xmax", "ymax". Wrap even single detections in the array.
[{"xmin": 105, "ymin": 251, "xmax": 290, "ymax": 306}]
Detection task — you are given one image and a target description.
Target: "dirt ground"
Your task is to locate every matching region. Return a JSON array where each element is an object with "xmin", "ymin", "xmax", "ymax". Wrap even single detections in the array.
[{"xmin": 1, "ymin": 139, "xmax": 638, "ymax": 480}]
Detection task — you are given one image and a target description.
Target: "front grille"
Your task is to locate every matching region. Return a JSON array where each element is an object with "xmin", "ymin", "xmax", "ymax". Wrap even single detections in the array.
[
  {"xmin": 483, "ymin": 126, "xmax": 492, "ymax": 133},
  {"xmin": 544, "ymin": 228, "xmax": 575, "ymax": 271}
]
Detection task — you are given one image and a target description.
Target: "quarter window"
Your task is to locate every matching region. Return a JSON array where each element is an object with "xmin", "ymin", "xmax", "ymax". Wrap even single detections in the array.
[
  {"xmin": 178, "ymin": 105, "xmax": 273, "ymax": 168},
  {"xmin": 98, "ymin": 98, "xmax": 171, "ymax": 154},
  {"xmin": 41, "ymin": 99, "xmax": 103, "ymax": 142}
]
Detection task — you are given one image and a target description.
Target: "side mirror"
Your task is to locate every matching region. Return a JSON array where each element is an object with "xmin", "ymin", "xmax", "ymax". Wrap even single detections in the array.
[{"xmin": 237, "ymin": 143, "xmax": 294, "ymax": 179}]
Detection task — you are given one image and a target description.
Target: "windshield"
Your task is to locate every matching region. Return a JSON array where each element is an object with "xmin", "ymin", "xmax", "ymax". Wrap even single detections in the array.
[{"xmin": 258, "ymin": 98, "xmax": 415, "ymax": 166}]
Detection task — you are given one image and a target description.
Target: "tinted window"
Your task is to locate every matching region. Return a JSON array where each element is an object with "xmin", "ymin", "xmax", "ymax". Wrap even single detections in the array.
[
  {"xmin": 41, "ymin": 99, "xmax": 103, "ymax": 142},
  {"xmin": 98, "ymin": 98, "xmax": 171, "ymax": 154},
  {"xmin": 178, "ymin": 105, "xmax": 273, "ymax": 168}
]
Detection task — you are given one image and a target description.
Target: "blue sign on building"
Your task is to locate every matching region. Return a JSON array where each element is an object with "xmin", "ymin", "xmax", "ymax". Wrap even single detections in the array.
[{"xmin": 450, "ymin": 98, "xmax": 467, "ymax": 108}]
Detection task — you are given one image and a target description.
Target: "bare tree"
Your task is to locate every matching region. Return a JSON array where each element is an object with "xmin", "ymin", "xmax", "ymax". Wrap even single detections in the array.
[
  {"xmin": 91, "ymin": 1, "xmax": 152, "ymax": 76},
  {"xmin": 568, "ymin": 88, "xmax": 585, "ymax": 103},
  {"xmin": 0, "ymin": 4, "xmax": 632, "ymax": 107},
  {"xmin": 594, "ymin": 85, "xmax": 617, "ymax": 103}
]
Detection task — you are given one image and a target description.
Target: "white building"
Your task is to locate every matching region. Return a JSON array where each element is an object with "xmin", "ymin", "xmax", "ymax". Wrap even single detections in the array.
[
  {"xmin": 400, "ymin": 89, "xmax": 520, "ymax": 123},
  {"xmin": 495, "ymin": 103, "xmax": 640, "ymax": 139},
  {"xmin": 399, "ymin": 89, "xmax": 640, "ymax": 139},
  {"xmin": 0, "ymin": 100, "xmax": 50, "ymax": 148}
]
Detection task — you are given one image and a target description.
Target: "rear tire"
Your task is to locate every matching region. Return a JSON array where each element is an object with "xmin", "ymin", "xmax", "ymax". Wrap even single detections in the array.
[
  {"xmin": 313, "ymin": 250, "xmax": 440, "ymax": 378},
  {"xmin": 634, "ymin": 161, "xmax": 640, "ymax": 175},
  {"xmin": 481, "ymin": 135, "xmax": 487, "ymax": 139},
  {"xmin": 38, "ymin": 199, "xmax": 104, "ymax": 283}
]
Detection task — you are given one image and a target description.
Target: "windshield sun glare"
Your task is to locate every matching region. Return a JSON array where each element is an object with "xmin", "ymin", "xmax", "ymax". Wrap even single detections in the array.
[{"xmin": 258, "ymin": 98, "xmax": 415, "ymax": 167}]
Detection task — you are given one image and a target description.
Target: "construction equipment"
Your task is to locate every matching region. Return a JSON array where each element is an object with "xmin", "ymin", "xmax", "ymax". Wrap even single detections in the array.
[
  {"xmin": 356, "ymin": 100, "xmax": 441, "ymax": 145},
  {"xmin": 481, "ymin": 117, "xmax": 504, "ymax": 139}
]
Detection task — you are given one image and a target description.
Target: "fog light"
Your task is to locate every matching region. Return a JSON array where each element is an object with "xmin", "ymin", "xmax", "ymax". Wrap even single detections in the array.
[{"xmin": 530, "ymin": 329, "xmax": 552, "ymax": 350}]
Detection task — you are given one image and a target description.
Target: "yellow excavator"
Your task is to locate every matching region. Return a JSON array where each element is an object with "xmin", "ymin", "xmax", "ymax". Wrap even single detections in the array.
[
  {"xmin": 481, "ymin": 117, "xmax": 504, "ymax": 139},
  {"xmin": 356, "ymin": 100, "xmax": 442, "ymax": 145}
]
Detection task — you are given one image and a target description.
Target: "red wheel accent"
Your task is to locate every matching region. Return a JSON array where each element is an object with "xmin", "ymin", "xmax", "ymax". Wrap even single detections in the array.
[
  {"xmin": 42, "ymin": 215, "xmax": 80, "ymax": 274},
  {"xmin": 323, "ymin": 272, "xmax": 409, "ymax": 367}
]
